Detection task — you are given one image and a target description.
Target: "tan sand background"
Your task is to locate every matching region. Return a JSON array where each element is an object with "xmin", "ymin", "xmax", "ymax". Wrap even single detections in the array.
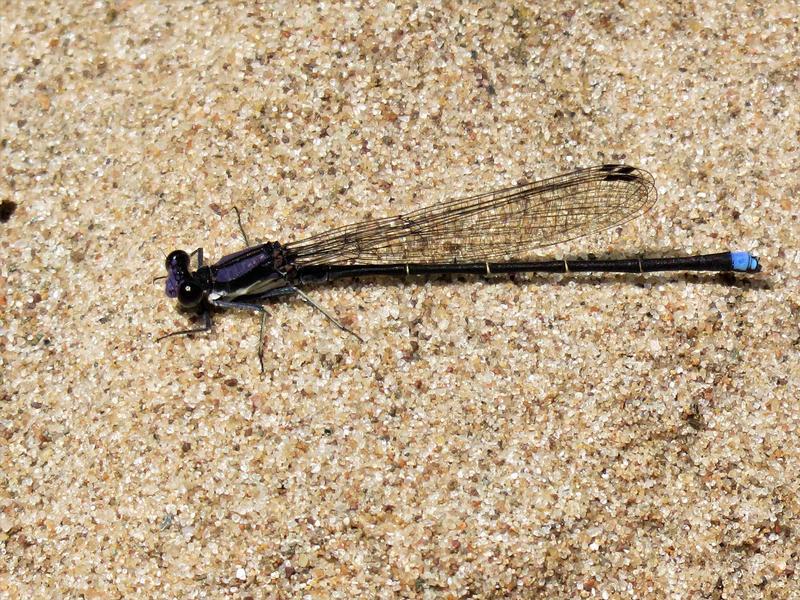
[{"xmin": 2, "ymin": 1, "xmax": 798, "ymax": 598}]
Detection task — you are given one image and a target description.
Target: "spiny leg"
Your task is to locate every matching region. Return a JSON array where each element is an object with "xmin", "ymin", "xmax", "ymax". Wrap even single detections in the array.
[
  {"xmin": 189, "ymin": 247, "xmax": 204, "ymax": 269},
  {"xmin": 232, "ymin": 207, "xmax": 250, "ymax": 246},
  {"xmin": 156, "ymin": 309, "xmax": 212, "ymax": 341},
  {"xmin": 211, "ymin": 299, "xmax": 269, "ymax": 371},
  {"xmin": 272, "ymin": 268, "xmax": 365, "ymax": 343},
  {"xmin": 291, "ymin": 286, "xmax": 365, "ymax": 343},
  {"xmin": 220, "ymin": 287, "xmax": 364, "ymax": 347},
  {"xmin": 258, "ymin": 310, "xmax": 267, "ymax": 374},
  {"xmin": 212, "ymin": 283, "xmax": 363, "ymax": 371}
]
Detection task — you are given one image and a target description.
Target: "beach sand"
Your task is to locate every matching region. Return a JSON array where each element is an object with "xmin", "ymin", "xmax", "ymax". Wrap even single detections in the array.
[{"xmin": 2, "ymin": 2, "xmax": 798, "ymax": 597}]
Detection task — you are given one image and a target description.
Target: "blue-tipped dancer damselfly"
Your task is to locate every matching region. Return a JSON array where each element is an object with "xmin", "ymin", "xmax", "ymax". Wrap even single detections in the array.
[{"xmin": 157, "ymin": 164, "xmax": 761, "ymax": 370}]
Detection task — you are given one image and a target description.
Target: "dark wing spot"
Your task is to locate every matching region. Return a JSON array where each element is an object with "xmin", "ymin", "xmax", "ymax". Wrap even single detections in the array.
[
  {"xmin": 600, "ymin": 164, "xmax": 635, "ymax": 175},
  {"xmin": 604, "ymin": 173, "xmax": 638, "ymax": 182}
]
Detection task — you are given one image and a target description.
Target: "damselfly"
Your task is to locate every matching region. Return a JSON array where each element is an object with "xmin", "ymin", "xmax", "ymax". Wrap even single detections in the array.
[{"xmin": 158, "ymin": 164, "xmax": 760, "ymax": 370}]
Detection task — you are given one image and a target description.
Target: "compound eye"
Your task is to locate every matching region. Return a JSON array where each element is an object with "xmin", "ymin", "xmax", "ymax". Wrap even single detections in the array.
[
  {"xmin": 166, "ymin": 250, "xmax": 190, "ymax": 272},
  {"xmin": 177, "ymin": 281, "xmax": 203, "ymax": 308}
]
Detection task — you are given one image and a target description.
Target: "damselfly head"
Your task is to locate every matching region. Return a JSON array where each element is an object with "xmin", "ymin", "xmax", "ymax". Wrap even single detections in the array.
[{"xmin": 165, "ymin": 249, "xmax": 208, "ymax": 308}]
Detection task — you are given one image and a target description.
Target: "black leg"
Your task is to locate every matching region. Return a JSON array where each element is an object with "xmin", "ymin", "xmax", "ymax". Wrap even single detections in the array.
[
  {"xmin": 189, "ymin": 247, "xmax": 204, "ymax": 269},
  {"xmin": 211, "ymin": 299, "xmax": 269, "ymax": 371},
  {"xmin": 291, "ymin": 286, "xmax": 364, "ymax": 343},
  {"xmin": 233, "ymin": 207, "xmax": 250, "ymax": 246},
  {"xmin": 156, "ymin": 309, "xmax": 212, "ymax": 341},
  {"xmin": 272, "ymin": 268, "xmax": 364, "ymax": 343},
  {"xmin": 258, "ymin": 311, "xmax": 267, "ymax": 374}
]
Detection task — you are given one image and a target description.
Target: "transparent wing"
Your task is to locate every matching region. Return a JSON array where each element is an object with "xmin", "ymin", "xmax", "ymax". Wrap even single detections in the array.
[{"xmin": 286, "ymin": 164, "xmax": 656, "ymax": 266}]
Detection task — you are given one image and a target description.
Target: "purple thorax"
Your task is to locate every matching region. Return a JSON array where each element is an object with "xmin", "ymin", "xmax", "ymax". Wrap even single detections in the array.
[{"xmin": 213, "ymin": 250, "xmax": 271, "ymax": 283}]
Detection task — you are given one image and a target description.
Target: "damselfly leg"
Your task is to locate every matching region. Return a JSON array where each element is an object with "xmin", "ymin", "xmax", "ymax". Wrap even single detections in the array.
[
  {"xmin": 155, "ymin": 309, "xmax": 212, "ymax": 341},
  {"xmin": 290, "ymin": 286, "xmax": 364, "ymax": 343},
  {"xmin": 189, "ymin": 247, "xmax": 204, "ymax": 269},
  {"xmin": 213, "ymin": 285, "xmax": 363, "ymax": 372},
  {"xmin": 211, "ymin": 299, "xmax": 270, "ymax": 373},
  {"xmin": 232, "ymin": 207, "xmax": 250, "ymax": 246}
]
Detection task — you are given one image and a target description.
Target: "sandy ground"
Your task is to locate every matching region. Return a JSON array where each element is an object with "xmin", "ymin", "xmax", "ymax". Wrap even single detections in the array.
[{"xmin": 2, "ymin": 1, "xmax": 798, "ymax": 598}]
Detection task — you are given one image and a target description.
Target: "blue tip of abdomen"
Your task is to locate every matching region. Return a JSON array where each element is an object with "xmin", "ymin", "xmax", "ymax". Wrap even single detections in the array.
[{"xmin": 731, "ymin": 251, "xmax": 761, "ymax": 273}]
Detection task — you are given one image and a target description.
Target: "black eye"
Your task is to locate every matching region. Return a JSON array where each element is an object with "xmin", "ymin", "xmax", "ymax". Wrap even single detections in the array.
[
  {"xmin": 177, "ymin": 281, "xmax": 203, "ymax": 307},
  {"xmin": 166, "ymin": 250, "xmax": 190, "ymax": 271}
]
